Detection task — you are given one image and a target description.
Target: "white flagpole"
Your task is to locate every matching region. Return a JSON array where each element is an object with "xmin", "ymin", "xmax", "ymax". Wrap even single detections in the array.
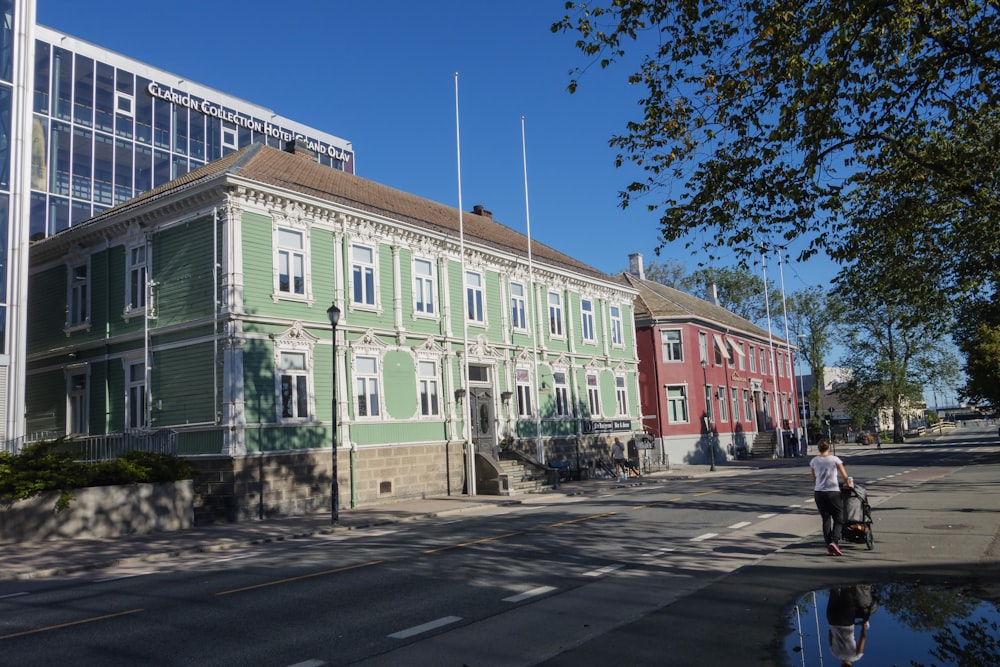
[
  {"xmin": 521, "ymin": 116, "xmax": 545, "ymax": 464},
  {"xmin": 761, "ymin": 249, "xmax": 783, "ymax": 458},
  {"xmin": 455, "ymin": 73, "xmax": 475, "ymax": 495},
  {"xmin": 776, "ymin": 249, "xmax": 801, "ymax": 451}
]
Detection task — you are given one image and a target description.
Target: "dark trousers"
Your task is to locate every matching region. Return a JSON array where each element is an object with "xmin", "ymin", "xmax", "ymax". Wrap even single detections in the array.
[{"xmin": 814, "ymin": 490, "xmax": 844, "ymax": 545}]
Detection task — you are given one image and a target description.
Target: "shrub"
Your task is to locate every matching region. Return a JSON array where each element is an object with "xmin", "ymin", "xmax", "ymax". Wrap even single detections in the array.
[{"xmin": 0, "ymin": 439, "xmax": 193, "ymax": 511}]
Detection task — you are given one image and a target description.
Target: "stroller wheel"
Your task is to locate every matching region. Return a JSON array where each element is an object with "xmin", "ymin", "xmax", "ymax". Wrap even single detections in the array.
[{"xmin": 866, "ymin": 527, "xmax": 875, "ymax": 550}]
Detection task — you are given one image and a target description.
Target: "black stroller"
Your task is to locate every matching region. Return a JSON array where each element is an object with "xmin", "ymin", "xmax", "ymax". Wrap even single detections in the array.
[{"xmin": 841, "ymin": 482, "xmax": 875, "ymax": 550}]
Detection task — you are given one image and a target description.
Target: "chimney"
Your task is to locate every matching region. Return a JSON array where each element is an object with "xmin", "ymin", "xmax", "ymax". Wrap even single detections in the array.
[
  {"xmin": 472, "ymin": 204, "xmax": 492, "ymax": 219},
  {"xmin": 707, "ymin": 282, "xmax": 720, "ymax": 306},
  {"xmin": 284, "ymin": 138, "xmax": 317, "ymax": 161},
  {"xmin": 628, "ymin": 253, "xmax": 645, "ymax": 280}
]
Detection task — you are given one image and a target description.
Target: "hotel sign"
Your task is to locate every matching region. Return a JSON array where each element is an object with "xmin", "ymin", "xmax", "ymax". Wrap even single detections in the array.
[
  {"xmin": 146, "ymin": 82, "xmax": 352, "ymax": 164},
  {"xmin": 582, "ymin": 419, "xmax": 632, "ymax": 434}
]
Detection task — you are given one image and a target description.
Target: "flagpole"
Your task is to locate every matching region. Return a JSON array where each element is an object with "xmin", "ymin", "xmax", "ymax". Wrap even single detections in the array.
[
  {"xmin": 760, "ymin": 248, "xmax": 783, "ymax": 458},
  {"xmin": 521, "ymin": 116, "xmax": 545, "ymax": 464},
  {"xmin": 455, "ymin": 72, "xmax": 475, "ymax": 495},
  {"xmin": 776, "ymin": 249, "xmax": 802, "ymax": 453}
]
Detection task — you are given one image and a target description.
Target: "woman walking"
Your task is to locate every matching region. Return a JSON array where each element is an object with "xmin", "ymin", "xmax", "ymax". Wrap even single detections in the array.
[{"xmin": 810, "ymin": 439, "xmax": 852, "ymax": 556}]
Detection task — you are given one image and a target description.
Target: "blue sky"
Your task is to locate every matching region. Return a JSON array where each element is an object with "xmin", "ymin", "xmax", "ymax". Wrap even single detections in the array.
[{"xmin": 38, "ymin": 0, "xmax": 833, "ymax": 292}]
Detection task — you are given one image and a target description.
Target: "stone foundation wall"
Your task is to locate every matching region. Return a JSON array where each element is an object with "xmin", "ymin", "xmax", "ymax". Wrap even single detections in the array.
[{"xmin": 189, "ymin": 441, "xmax": 467, "ymax": 524}]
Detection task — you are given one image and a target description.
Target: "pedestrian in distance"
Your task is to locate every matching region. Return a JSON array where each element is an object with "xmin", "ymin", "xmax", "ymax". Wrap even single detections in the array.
[
  {"xmin": 611, "ymin": 437, "xmax": 627, "ymax": 482},
  {"xmin": 810, "ymin": 439, "xmax": 852, "ymax": 556}
]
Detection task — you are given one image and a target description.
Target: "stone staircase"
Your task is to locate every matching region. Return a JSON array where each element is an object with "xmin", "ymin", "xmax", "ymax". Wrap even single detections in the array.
[
  {"xmin": 497, "ymin": 458, "xmax": 552, "ymax": 494},
  {"xmin": 751, "ymin": 431, "xmax": 778, "ymax": 460}
]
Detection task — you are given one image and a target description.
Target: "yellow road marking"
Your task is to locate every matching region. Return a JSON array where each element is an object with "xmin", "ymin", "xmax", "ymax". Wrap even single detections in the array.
[
  {"xmin": 215, "ymin": 559, "xmax": 383, "ymax": 596},
  {"xmin": 633, "ymin": 497, "xmax": 682, "ymax": 509},
  {"xmin": 692, "ymin": 489, "xmax": 722, "ymax": 497},
  {"xmin": 424, "ymin": 531, "xmax": 524, "ymax": 554},
  {"xmin": 548, "ymin": 511, "xmax": 617, "ymax": 527},
  {"xmin": 1, "ymin": 608, "xmax": 144, "ymax": 640}
]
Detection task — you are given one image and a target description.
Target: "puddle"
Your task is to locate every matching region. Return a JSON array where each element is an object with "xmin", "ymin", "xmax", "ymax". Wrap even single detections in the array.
[{"xmin": 784, "ymin": 582, "xmax": 1000, "ymax": 666}]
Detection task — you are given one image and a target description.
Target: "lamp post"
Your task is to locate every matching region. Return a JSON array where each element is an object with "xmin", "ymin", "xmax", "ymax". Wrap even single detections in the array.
[
  {"xmin": 796, "ymin": 334, "xmax": 809, "ymax": 454},
  {"xmin": 327, "ymin": 303, "xmax": 341, "ymax": 525},
  {"xmin": 701, "ymin": 359, "xmax": 716, "ymax": 471}
]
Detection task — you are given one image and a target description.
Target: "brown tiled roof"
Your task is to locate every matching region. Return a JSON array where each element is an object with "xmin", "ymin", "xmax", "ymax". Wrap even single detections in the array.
[
  {"xmin": 76, "ymin": 143, "xmax": 612, "ymax": 283},
  {"xmin": 616, "ymin": 272, "xmax": 788, "ymax": 344}
]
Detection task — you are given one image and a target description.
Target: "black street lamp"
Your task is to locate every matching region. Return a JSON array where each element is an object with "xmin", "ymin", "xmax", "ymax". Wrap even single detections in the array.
[
  {"xmin": 701, "ymin": 359, "xmax": 716, "ymax": 472},
  {"xmin": 327, "ymin": 303, "xmax": 341, "ymax": 525}
]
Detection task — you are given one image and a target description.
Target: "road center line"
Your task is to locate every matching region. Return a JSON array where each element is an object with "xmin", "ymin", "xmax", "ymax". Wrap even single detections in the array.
[
  {"xmin": 633, "ymin": 497, "xmax": 681, "ymax": 509},
  {"xmin": 423, "ymin": 531, "xmax": 524, "ymax": 554},
  {"xmin": 549, "ymin": 512, "xmax": 616, "ymax": 527},
  {"xmin": 215, "ymin": 560, "xmax": 383, "ymax": 596},
  {"xmin": 692, "ymin": 489, "xmax": 722, "ymax": 497},
  {"xmin": 691, "ymin": 533, "xmax": 718, "ymax": 542},
  {"xmin": 728, "ymin": 521, "xmax": 752, "ymax": 529},
  {"xmin": 583, "ymin": 563, "xmax": 625, "ymax": 577},
  {"xmin": 0, "ymin": 608, "xmax": 144, "ymax": 641},
  {"xmin": 0, "ymin": 592, "xmax": 29, "ymax": 599},
  {"xmin": 388, "ymin": 615, "xmax": 462, "ymax": 639}
]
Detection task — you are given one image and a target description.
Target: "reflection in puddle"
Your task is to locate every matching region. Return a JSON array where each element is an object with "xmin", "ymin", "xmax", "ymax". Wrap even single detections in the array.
[{"xmin": 785, "ymin": 583, "xmax": 1000, "ymax": 666}]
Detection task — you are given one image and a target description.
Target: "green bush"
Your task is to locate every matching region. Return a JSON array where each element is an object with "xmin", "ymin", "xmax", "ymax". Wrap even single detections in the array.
[{"xmin": 0, "ymin": 439, "xmax": 193, "ymax": 511}]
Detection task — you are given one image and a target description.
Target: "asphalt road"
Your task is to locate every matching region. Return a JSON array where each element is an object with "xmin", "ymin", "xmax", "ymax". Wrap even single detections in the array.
[{"xmin": 1, "ymin": 426, "xmax": 998, "ymax": 666}]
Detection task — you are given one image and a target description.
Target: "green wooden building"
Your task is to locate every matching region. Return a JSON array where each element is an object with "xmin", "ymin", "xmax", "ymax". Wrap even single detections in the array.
[{"xmin": 25, "ymin": 142, "xmax": 640, "ymax": 521}]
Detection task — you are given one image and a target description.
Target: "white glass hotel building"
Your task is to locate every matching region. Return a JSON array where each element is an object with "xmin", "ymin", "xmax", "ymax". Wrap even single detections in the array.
[{"xmin": 1, "ymin": 1, "xmax": 353, "ymax": 443}]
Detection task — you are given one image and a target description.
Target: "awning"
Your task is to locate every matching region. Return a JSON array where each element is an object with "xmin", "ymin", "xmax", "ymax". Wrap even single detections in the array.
[
  {"xmin": 727, "ymin": 336, "xmax": 746, "ymax": 358},
  {"xmin": 712, "ymin": 333, "xmax": 726, "ymax": 353}
]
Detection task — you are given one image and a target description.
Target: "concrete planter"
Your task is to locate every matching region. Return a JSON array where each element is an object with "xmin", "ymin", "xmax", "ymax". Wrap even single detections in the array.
[{"xmin": 0, "ymin": 480, "xmax": 193, "ymax": 543}]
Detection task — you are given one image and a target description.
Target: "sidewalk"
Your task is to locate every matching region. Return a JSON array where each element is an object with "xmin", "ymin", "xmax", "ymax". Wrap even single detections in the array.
[{"xmin": 0, "ymin": 449, "xmax": 838, "ymax": 582}]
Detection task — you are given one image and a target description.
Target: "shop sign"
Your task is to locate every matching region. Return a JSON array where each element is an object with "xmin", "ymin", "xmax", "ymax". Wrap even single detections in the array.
[{"xmin": 583, "ymin": 419, "xmax": 632, "ymax": 433}]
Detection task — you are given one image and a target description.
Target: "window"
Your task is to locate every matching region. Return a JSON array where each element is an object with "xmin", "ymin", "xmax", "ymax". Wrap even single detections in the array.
[
  {"xmin": 126, "ymin": 361, "xmax": 146, "ymax": 431},
  {"xmin": 615, "ymin": 375, "xmax": 628, "ymax": 416},
  {"xmin": 749, "ymin": 345, "xmax": 757, "ymax": 372},
  {"xmin": 581, "ymin": 298, "xmax": 595, "ymax": 342},
  {"xmin": 510, "ymin": 281, "xmax": 527, "ymax": 331},
  {"xmin": 68, "ymin": 371, "xmax": 88, "ymax": 435},
  {"xmin": 609, "ymin": 305, "xmax": 623, "ymax": 346},
  {"xmin": 413, "ymin": 257, "xmax": 435, "ymax": 315},
  {"xmin": 666, "ymin": 385, "xmax": 688, "ymax": 423},
  {"xmin": 699, "ymin": 332, "xmax": 709, "ymax": 363},
  {"xmin": 586, "ymin": 373, "xmax": 600, "ymax": 416},
  {"xmin": 704, "ymin": 385, "xmax": 714, "ymax": 423},
  {"xmin": 777, "ymin": 351, "xmax": 784, "ymax": 377},
  {"xmin": 278, "ymin": 351, "xmax": 310, "ymax": 420},
  {"xmin": 466, "ymin": 270, "xmax": 485, "ymax": 323},
  {"xmin": 277, "ymin": 227, "xmax": 306, "ymax": 296},
  {"xmin": 126, "ymin": 244, "xmax": 146, "ymax": 312},
  {"xmin": 743, "ymin": 389, "xmax": 752, "ymax": 422},
  {"xmin": 737, "ymin": 341, "xmax": 746, "ymax": 370},
  {"xmin": 115, "ymin": 92, "xmax": 134, "ymax": 116},
  {"xmin": 553, "ymin": 371, "xmax": 570, "ymax": 417},
  {"xmin": 718, "ymin": 386, "xmax": 728, "ymax": 422},
  {"xmin": 731, "ymin": 387, "xmax": 740, "ymax": 424},
  {"xmin": 548, "ymin": 291, "xmax": 563, "ymax": 337},
  {"xmin": 355, "ymin": 355, "xmax": 381, "ymax": 417},
  {"xmin": 515, "ymin": 368, "xmax": 533, "ymax": 417},
  {"xmin": 68, "ymin": 262, "xmax": 89, "ymax": 327},
  {"xmin": 351, "ymin": 243, "xmax": 377, "ymax": 306},
  {"xmin": 760, "ymin": 348, "xmax": 767, "ymax": 375},
  {"xmin": 417, "ymin": 360, "xmax": 439, "ymax": 416},
  {"xmin": 714, "ymin": 336, "xmax": 723, "ymax": 365},
  {"xmin": 661, "ymin": 329, "xmax": 683, "ymax": 361}
]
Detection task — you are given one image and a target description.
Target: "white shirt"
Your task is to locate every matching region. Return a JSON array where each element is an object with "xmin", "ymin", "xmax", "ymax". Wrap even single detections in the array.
[{"xmin": 811, "ymin": 454, "xmax": 844, "ymax": 492}]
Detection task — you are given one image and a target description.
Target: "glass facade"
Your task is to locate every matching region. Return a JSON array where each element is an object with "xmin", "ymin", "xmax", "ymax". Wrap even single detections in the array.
[
  {"xmin": 1, "ymin": 0, "xmax": 15, "ymax": 355},
  {"xmin": 27, "ymin": 26, "xmax": 354, "ymax": 242}
]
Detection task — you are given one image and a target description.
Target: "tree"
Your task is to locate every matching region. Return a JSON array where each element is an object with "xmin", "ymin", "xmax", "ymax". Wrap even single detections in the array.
[
  {"xmin": 954, "ymin": 298, "xmax": 1000, "ymax": 412},
  {"xmin": 783, "ymin": 286, "xmax": 842, "ymax": 419},
  {"xmin": 643, "ymin": 257, "xmax": 688, "ymax": 288},
  {"xmin": 677, "ymin": 265, "xmax": 779, "ymax": 325},
  {"xmin": 552, "ymin": 1, "xmax": 1000, "ymax": 292}
]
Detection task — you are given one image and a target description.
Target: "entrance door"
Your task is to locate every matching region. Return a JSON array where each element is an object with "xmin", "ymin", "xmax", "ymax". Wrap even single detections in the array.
[{"xmin": 469, "ymin": 387, "xmax": 497, "ymax": 458}]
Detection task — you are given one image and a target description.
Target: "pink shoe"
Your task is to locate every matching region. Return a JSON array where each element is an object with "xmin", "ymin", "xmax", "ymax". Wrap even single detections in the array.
[{"xmin": 828, "ymin": 542, "xmax": 843, "ymax": 556}]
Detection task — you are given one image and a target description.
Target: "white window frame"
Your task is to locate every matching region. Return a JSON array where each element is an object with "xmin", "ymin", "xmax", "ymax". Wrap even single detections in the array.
[
  {"xmin": 67, "ymin": 368, "xmax": 89, "ymax": 435},
  {"xmin": 125, "ymin": 243, "xmax": 147, "ymax": 314},
  {"xmin": 580, "ymin": 297, "xmax": 596, "ymax": 343},
  {"xmin": 586, "ymin": 372, "xmax": 600, "ymax": 417},
  {"xmin": 743, "ymin": 388, "xmax": 753, "ymax": 422},
  {"xmin": 276, "ymin": 350, "xmax": 313, "ymax": 421},
  {"xmin": 125, "ymin": 358, "xmax": 147, "ymax": 431},
  {"xmin": 417, "ymin": 359, "xmax": 440, "ymax": 417},
  {"xmin": 355, "ymin": 354, "xmax": 382, "ymax": 418},
  {"xmin": 115, "ymin": 91, "xmax": 134, "ymax": 117},
  {"xmin": 465, "ymin": 270, "xmax": 486, "ymax": 325},
  {"xmin": 351, "ymin": 242, "xmax": 378, "ymax": 309},
  {"xmin": 760, "ymin": 348, "xmax": 767, "ymax": 375},
  {"xmin": 737, "ymin": 341, "xmax": 746, "ymax": 370},
  {"xmin": 749, "ymin": 345, "xmax": 757, "ymax": 372},
  {"xmin": 615, "ymin": 375, "xmax": 628, "ymax": 416},
  {"xmin": 274, "ymin": 226, "xmax": 310, "ymax": 300},
  {"xmin": 413, "ymin": 257, "xmax": 436, "ymax": 316},
  {"xmin": 704, "ymin": 384, "xmax": 714, "ymax": 423},
  {"xmin": 548, "ymin": 291, "xmax": 563, "ymax": 338},
  {"xmin": 699, "ymin": 332, "xmax": 709, "ymax": 364},
  {"xmin": 553, "ymin": 371, "xmax": 570, "ymax": 417},
  {"xmin": 731, "ymin": 387, "xmax": 740, "ymax": 424},
  {"xmin": 718, "ymin": 385, "xmax": 728, "ymax": 422},
  {"xmin": 221, "ymin": 124, "xmax": 238, "ymax": 150},
  {"xmin": 661, "ymin": 329, "xmax": 683, "ymax": 362},
  {"xmin": 510, "ymin": 281, "xmax": 527, "ymax": 332},
  {"xmin": 67, "ymin": 261, "xmax": 90, "ymax": 329},
  {"xmin": 666, "ymin": 385, "xmax": 689, "ymax": 424},
  {"xmin": 609, "ymin": 304, "xmax": 623, "ymax": 347},
  {"xmin": 515, "ymin": 367, "xmax": 533, "ymax": 417}
]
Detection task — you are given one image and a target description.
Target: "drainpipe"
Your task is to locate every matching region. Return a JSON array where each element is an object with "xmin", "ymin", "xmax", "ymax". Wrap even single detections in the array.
[{"xmin": 350, "ymin": 442, "xmax": 358, "ymax": 508}]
